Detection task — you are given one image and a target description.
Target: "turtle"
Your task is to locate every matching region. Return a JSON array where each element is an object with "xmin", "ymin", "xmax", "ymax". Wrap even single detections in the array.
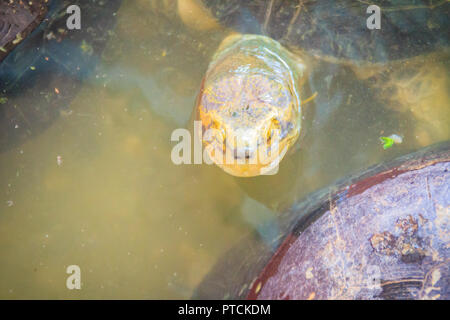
[
  {"xmin": 0, "ymin": 0, "xmax": 122, "ymax": 152},
  {"xmin": 194, "ymin": 141, "xmax": 450, "ymax": 300},
  {"xmin": 177, "ymin": 0, "xmax": 450, "ymax": 177}
]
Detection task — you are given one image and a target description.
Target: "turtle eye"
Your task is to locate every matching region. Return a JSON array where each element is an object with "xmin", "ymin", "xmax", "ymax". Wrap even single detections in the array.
[
  {"xmin": 211, "ymin": 120, "xmax": 226, "ymax": 141},
  {"xmin": 266, "ymin": 118, "xmax": 281, "ymax": 144},
  {"xmin": 211, "ymin": 119, "xmax": 220, "ymax": 129}
]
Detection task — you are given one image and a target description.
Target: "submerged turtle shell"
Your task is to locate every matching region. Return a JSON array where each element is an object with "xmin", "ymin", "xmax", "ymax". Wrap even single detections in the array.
[
  {"xmin": 0, "ymin": 0, "xmax": 122, "ymax": 152},
  {"xmin": 194, "ymin": 141, "xmax": 450, "ymax": 300},
  {"xmin": 202, "ymin": 0, "xmax": 449, "ymax": 64}
]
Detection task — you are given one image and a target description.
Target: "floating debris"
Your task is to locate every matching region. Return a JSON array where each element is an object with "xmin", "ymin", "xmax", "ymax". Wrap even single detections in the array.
[
  {"xmin": 45, "ymin": 31, "xmax": 56, "ymax": 40},
  {"xmin": 0, "ymin": 97, "xmax": 7, "ymax": 104},
  {"xmin": 302, "ymin": 91, "xmax": 318, "ymax": 105},
  {"xmin": 380, "ymin": 137, "xmax": 394, "ymax": 149},
  {"xmin": 80, "ymin": 40, "xmax": 94, "ymax": 55},
  {"xmin": 380, "ymin": 134, "xmax": 403, "ymax": 150},
  {"xmin": 255, "ymin": 282, "xmax": 262, "ymax": 294},
  {"xmin": 12, "ymin": 33, "xmax": 23, "ymax": 45},
  {"xmin": 57, "ymin": 155, "xmax": 63, "ymax": 167},
  {"xmin": 59, "ymin": 109, "xmax": 73, "ymax": 117}
]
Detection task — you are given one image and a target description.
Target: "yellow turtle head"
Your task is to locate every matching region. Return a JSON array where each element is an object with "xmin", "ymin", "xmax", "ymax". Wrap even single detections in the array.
[{"xmin": 195, "ymin": 35, "xmax": 305, "ymax": 177}]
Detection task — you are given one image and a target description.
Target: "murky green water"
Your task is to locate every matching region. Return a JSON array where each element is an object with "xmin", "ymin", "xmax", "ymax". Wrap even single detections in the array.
[{"xmin": 0, "ymin": 1, "xmax": 449, "ymax": 299}]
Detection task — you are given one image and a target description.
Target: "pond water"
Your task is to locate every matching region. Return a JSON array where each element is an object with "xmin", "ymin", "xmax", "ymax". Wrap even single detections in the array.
[{"xmin": 0, "ymin": 1, "xmax": 448, "ymax": 299}]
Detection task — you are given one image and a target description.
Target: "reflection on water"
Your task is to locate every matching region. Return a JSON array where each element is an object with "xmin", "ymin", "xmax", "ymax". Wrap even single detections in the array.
[{"xmin": 0, "ymin": 1, "xmax": 449, "ymax": 298}]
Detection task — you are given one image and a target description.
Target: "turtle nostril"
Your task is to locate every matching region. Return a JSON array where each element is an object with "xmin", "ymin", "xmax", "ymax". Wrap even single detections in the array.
[
  {"xmin": 232, "ymin": 148, "xmax": 239, "ymax": 159},
  {"xmin": 233, "ymin": 148, "xmax": 253, "ymax": 160}
]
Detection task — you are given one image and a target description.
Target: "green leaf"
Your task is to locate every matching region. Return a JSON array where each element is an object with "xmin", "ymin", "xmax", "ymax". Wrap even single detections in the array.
[{"xmin": 380, "ymin": 136, "xmax": 394, "ymax": 150}]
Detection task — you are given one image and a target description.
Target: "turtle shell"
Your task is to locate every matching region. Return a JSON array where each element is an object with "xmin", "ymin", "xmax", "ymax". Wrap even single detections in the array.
[
  {"xmin": 0, "ymin": 1, "xmax": 48, "ymax": 61},
  {"xmin": 202, "ymin": 0, "xmax": 450, "ymax": 64},
  {"xmin": 0, "ymin": 0, "xmax": 122, "ymax": 152},
  {"xmin": 194, "ymin": 141, "xmax": 450, "ymax": 300}
]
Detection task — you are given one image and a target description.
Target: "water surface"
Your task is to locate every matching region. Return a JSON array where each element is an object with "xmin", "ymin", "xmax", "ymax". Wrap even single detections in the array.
[{"xmin": 0, "ymin": 1, "xmax": 448, "ymax": 298}]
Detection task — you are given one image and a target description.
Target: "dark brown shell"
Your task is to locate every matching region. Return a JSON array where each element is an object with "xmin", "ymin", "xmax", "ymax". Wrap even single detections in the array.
[
  {"xmin": 0, "ymin": 0, "xmax": 47, "ymax": 61},
  {"xmin": 0, "ymin": 0, "xmax": 122, "ymax": 152},
  {"xmin": 194, "ymin": 141, "xmax": 450, "ymax": 299},
  {"xmin": 203, "ymin": 0, "xmax": 450, "ymax": 64}
]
